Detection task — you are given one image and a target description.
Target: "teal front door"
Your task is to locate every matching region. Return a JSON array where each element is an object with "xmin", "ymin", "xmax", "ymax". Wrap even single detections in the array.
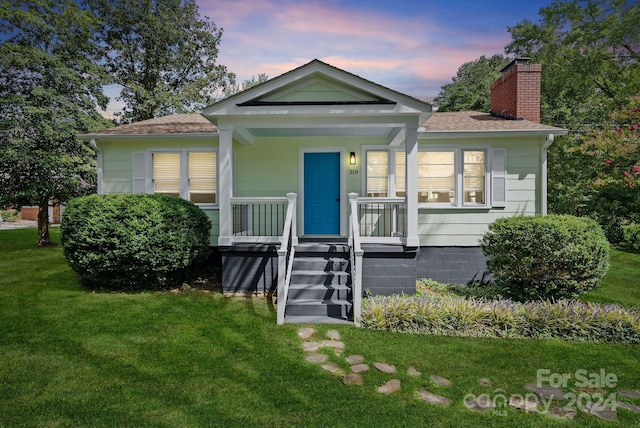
[{"xmin": 304, "ymin": 152, "xmax": 340, "ymax": 235}]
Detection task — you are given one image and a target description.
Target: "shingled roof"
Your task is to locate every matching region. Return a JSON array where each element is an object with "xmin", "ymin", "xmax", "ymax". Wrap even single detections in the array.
[
  {"xmin": 423, "ymin": 111, "xmax": 562, "ymax": 132},
  {"xmin": 80, "ymin": 114, "xmax": 217, "ymax": 137},
  {"xmin": 80, "ymin": 111, "xmax": 563, "ymax": 138}
]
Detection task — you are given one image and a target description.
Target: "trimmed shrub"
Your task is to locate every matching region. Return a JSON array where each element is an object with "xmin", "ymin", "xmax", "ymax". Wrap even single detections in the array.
[
  {"xmin": 620, "ymin": 223, "xmax": 640, "ymax": 252},
  {"xmin": 481, "ymin": 215, "xmax": 610, "ymax": 301},
  {"xmin": 61, "ymin": 194, "xmax": 211, "ymax": 291},
  {"xmin": 360, "ymin": 294, "xmax": 640, "ymax": 343},
  {"xmin": 1, "ymin": 209, "xmax": 21, "ymax": 222}
]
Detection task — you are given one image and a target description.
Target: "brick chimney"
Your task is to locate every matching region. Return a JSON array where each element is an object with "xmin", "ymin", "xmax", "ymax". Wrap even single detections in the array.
[{"xmin": 490, "ymin": 58, "xmax": 541, "ymax": 122}]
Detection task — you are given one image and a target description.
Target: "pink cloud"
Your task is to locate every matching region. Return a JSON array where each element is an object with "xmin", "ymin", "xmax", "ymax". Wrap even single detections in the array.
[{"xmin": 199, "ymin": 0, "xmax": 513, "ymax": 97}]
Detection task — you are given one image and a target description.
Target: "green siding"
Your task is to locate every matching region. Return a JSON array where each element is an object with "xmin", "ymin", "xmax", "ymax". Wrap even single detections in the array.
[
  {"xmin": 270, "ymin": 80, "xmax": 379, "ymax": 103},
  {"xmin": 98, "ymin": 138, "xmax": 220, "ymax": 244},
  {"xmin": 417, "ymin": 136, "xmax": 544, "ymax": 246},
  {"xmin": 98, "ymin": 133, "xmax": 546, "ymax": 248}
]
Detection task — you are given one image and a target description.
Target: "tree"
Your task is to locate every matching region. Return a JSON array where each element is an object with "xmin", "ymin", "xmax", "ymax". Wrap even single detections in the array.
[
  {"xmin": 0, "ymin": 0, "xmax": 110, "ymax": 246},
  {"xmin": 222, "ymin": 73, "xmax": 269, "ymax": 97},
  {"xmin": 435, "ymin": 54, "xmax": 510, "ymax": 112},
  {"xmin": 89, "ymin": 0, "xmax": 236, "ymax": 123},
  {"xmin": 506, "ymin": 0, "xmax": 640, "ymax": 129},
  {"xmin": 555, "ymin": 96, "xmax": 640, "ymax": 241}
]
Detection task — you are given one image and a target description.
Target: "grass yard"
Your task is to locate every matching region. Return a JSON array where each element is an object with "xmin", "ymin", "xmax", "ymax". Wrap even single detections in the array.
[
  {"xmin": 581, "ymin": 249, "xmax": 640, "ymax": 307},
  {"xmin": 1, "ymin": 228, "xmax": 639, "ymax": 427}
]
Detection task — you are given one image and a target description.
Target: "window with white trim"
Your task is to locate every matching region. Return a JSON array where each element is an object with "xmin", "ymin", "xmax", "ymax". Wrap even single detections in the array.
[
  {"xmin": 136, "ymin": 150, "xmax": 217, "ymax": 205},
  {"xmin": 366, "ymin": 151, "xmax": 389, "ymax": 197},
  {"xmin": 364, "ymin": 147, "xmax": 504, "ymax": 208}
]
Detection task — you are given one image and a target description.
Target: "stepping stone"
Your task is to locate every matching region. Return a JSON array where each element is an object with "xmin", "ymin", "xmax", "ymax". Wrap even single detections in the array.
[
  {"xmin": 377, "ymin": 379, "xmax": 401, "ymax": 395},
  {"xmin": 345, "ymin": 354, "xmax": 365, "ymax": 365},
  {"xmin": 305, "ymin": 353, "xmax": 328, "ymax": 364},
  {"xmin": 407, "ymin": 367, "xmax": 421, "ymax": 376},
  {"xmin": 464, "ymin": 395, "xmax": 496, "ymax": 412},
  {"xmin": 508, "ymin": 395, "xmax": 539, "ymax": 412},
  {"xmin": 343, "ymin": 373, "xmax": 364, "ymax": 385},
  {"xmin": 415, "ymin": 389, "xmax": 452, "ymax": 406},
  {"xmin": 581, "ymin": 402, "xmax": 617, "ymax": 421},
  {"xmin": 326, "ymin": 330, "xmax": 341, "ymax": 340},
  {"xmin": 321, "ymin": 363, "xmax": 344, "ymax": 376},
  {"xmin": 321, "ymin": 340, "xmax": 345, "ymax": 350},
  {"xmin": 478, "ymin": 377, "xmax": 492, "ymax": 386},
  {"xmin": 617, "ymin": 401, "xmax": 640, "ymax": 414},
  {"xmin": 431, "ymin": 374, "xmax": 452, "ymax": 387},
  {"xmin": 619, "ymin": 389, "xmax": 640, "ymax": 399},
  {"xmin": 351, "ymin": 364, "xmax": 369, "ymax": 374},
  {"xmin": 548, "ymin": 406, "xmax": 577, "ymax": 420},
  {"xmin": 524, "ymin": 383, "xmax": 565, "ymax": 401},
  {"xmin": 301, "ymin": 341, "xmax": 323, "ymax": 352},
  {"xmin": 373, "ymin": 362, "xmax": 397, "ymax": 374},
  {"xmin": 297, "ymin": 327, "xmax": 316, "ymax": 340}
]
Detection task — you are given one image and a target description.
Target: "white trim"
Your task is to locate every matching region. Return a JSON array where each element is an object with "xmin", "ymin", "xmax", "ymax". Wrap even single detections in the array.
[
  {"xmin": 417, "ymin": 145, "xmax": 492, "ymax": 209},
  {"xmin": 146, "ymin": 147, "xmax": 220, "ymax": 209},
  {"xmin": 89, "ymin": 139, "xmax": 103, "ymax": 194},
  {"xmin": 298, "ymin": 147, "xmax": 346, "ymax": 237},
  {"xmin": 541, "ymin": 134, "xmax": 555, "ymax": 215}
]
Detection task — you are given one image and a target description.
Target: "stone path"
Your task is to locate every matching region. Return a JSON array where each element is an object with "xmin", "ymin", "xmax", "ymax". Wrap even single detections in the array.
[{"xmin": 298, "ymin": 327, "xmax": 640, "ymax": 421}]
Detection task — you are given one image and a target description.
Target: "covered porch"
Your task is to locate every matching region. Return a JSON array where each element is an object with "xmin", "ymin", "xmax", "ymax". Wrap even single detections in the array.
[{"xmin": 201, "ymin": 60, "xmax": 432, "ymax": 324}]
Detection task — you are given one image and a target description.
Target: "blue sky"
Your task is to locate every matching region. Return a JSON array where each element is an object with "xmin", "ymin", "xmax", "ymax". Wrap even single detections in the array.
[{"xmin": 104, "ymin": 0, "xmax": 553, "ymax": 117}]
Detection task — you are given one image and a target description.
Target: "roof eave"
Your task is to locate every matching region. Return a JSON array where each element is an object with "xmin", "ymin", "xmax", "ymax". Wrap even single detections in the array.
[
  {"xmin": 78, "ymin": 133, "xmax": 218, "ymax": 141},
  {"xmin": 419, "ymin": 129, "xmax": 568, "ymax": 139}
]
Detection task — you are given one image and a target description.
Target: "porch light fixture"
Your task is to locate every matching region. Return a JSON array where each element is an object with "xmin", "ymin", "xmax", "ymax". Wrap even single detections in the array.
[{"xmin": 350, "ymin": 152, "xmax": 356, "ymax": 165}]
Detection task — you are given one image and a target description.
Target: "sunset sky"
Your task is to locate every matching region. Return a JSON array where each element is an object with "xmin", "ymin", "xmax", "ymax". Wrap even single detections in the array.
[{"xmin": 104, "ymin": 0, "xmax": 554, "ymax": 116}]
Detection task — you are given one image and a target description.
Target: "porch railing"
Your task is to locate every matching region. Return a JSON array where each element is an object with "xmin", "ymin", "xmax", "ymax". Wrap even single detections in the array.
[
  {"xmin": 276, "ymin": 193, "xmax": 298, "ymax": 325},
  {"xmin": 348, "ymin": 193, "xmax": 364, "ymax": 325},
  {"xmin": 231, "ymin": 197, "xmax": 289, "ymax": 243},
  {"xmin": 356, "ymin": 196, "xmax": 406, "ymax": 244}
]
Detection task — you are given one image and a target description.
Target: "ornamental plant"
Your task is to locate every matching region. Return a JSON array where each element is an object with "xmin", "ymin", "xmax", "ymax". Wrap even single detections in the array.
[
  {"xmin": 481, "ymin": 215, "xmax": 609, "ymax": 302},
  {"xmin": 61, "ymin": 194, "xmax": 211, "ymax": 291}
]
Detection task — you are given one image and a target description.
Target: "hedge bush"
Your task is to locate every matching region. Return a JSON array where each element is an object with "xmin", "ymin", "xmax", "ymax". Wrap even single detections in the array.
[
  {"xmin": 61, "ymin": 194, "xmax": 211, "ymax": 291},
  {"xmin": 620, "ymin": 223, "xmax": 640, "ymax": 252},
  {"xmin": 1, "ymin": 209, "xmax": 21, "ymax": 222},
  {"xmin": 360, "ymin": 294, "xmax": 640, "ymax": 343},
  {"xmin": 481, "ymin": 215, "xmax": 610, "ymax": 302}
]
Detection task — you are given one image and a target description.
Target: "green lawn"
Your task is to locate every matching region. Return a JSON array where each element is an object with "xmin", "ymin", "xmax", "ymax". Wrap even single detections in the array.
[
  {"xmin": 1, "ymin": 228, "xmax": 639, "ymax": 427},
  {"xmin": 581, "ymin": 249, "xmax": 640, "ymax": 307}
]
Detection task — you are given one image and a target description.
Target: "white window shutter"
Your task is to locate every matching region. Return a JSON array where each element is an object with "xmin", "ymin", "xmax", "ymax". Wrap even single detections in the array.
[
  {"xmin": 132, "ymin": 152, "xmax": 147, "ymax": 193},
  {"xmin": 492, "ymin": 148, "xmax": 507, "ymax": 207}
]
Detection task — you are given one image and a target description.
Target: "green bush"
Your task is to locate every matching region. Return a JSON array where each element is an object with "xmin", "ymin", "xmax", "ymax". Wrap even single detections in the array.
[
  {"xmin": 481, "ymin": 215, "xmax": 610, "ymax": 301},
  {"xmin": 620, "ymin": 223, "xmax": 640, "ymax": 252},
  {"xmin": 360, "ymin": 294, "xmax": 640, "ymax": 343},
  {"xmin": 61, "ymin": 194, "xmax": 211, "ymax": 291},
  {"xmin": 1, "ymin": 209, "xmax": 21, "ymax": 222}
]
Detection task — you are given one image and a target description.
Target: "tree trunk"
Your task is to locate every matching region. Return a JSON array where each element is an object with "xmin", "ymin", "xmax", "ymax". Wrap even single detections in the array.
[{"xmin": 37, "ymin": 200, "xmax": 51, "ymax": 247}]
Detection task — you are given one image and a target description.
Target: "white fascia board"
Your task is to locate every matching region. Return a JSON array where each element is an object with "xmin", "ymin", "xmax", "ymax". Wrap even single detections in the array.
[
  {"xmin": 419, "ymin": 129, "xmax": 568, "ymax": 139},
  {"xmin": 220, "ymin": 115, "xmax": 414, "ymax": 129},
  {"xmin": 207, "ymin": 103, "xmax": 425, "ymax": 118}
]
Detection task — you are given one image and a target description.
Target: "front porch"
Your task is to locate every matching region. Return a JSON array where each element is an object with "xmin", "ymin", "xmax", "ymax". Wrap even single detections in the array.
[{"xmin": 219, "ymin": 193, "xmax": 417, "ymax": 324}]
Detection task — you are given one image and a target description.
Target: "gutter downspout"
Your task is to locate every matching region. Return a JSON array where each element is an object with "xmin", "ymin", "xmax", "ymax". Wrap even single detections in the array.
[
  {"xmin": 89, "ymin": 139, "xmax": 103, "ymax": 195},
  {"xmin": 541, "ymin": 133, "xmax": 554, "ymax": 215}
]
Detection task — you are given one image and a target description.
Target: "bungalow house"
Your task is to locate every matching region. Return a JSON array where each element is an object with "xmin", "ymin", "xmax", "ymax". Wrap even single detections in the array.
[{"xmin": 79, "ymin": 58, "xmax": 566, "ymax": 324}]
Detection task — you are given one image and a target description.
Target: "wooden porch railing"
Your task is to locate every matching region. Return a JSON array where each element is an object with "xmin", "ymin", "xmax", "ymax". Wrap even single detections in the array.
[
  {"xmin": 276, "ymin": 193, "xmax": 297, "ymax": 325},
  {"xmin": 356, "ymin": 196, "xmax": 406, "ymax": 244},
  {"xmin": 348, "ymin": 193, "xmax": 364, "ymax": 325},
  {"xmin": 230, "ymin": 196, "xmax": 289, "ymax": 243}
]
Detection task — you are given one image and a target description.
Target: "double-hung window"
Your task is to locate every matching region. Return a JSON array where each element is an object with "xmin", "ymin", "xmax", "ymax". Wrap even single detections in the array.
[
  {"xmin": 364, "ymin": 147, "xmax": 505, "ymax": 208},
  {"xmin": 134, "ymin": 150, "xmax": 217, "ymax": 206}
]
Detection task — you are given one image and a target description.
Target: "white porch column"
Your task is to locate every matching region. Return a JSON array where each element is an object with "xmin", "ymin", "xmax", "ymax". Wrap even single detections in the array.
[
  {"xmin": 405, "ymin": 122, "xmax": 420, "ymax": 247},
  {"xmin": 218, "ymin": 126, "xmax": 233, "ymax": 246}
]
